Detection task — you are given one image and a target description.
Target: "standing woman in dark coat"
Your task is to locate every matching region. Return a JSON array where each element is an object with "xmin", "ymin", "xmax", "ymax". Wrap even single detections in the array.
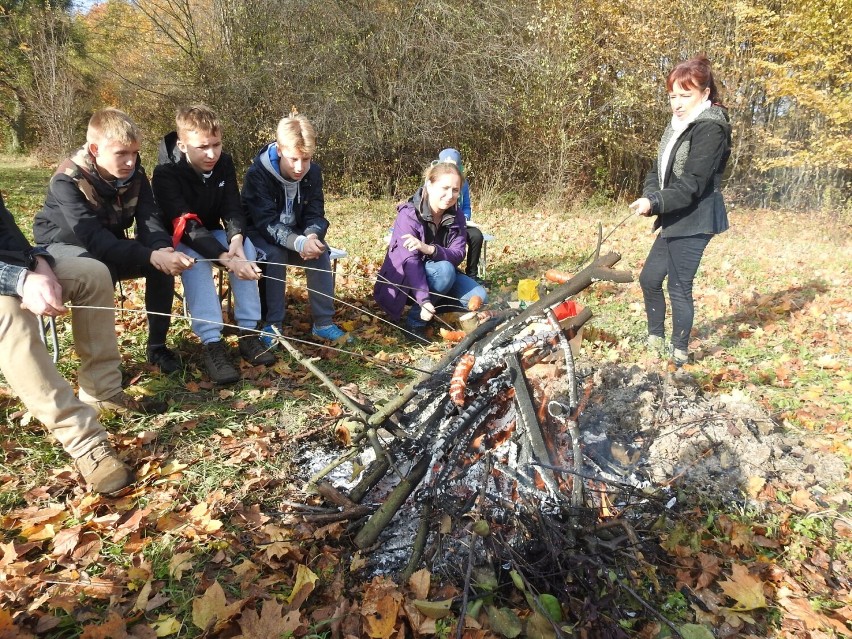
[{"xmin": 629, "ymin": 55, "xmax": 731, "ymax": 366}]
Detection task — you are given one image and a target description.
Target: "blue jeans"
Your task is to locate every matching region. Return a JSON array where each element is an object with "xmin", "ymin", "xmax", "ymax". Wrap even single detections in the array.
[
  {"xmin": 178, "ymin": 230, "xmax": 262, "ymax": 344},
  {"xmin": 639, "ymin": 233, "xmax": 711, "ymax": 351},
  {"xmin": 407, "ymin": 261, "xmax": 488, "ymax": 328},
  {"xmin": 249, "ymin": 235, "xmax": 336, "ymax": 328}
]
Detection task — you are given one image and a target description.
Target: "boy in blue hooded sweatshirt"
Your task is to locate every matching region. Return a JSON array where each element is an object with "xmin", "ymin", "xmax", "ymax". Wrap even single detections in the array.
[
  {"xmin": 241, "ymin": 115, "xmax": 350, "ymax": 344},
  {"xmin": 437, "ymin": 148, "xmax": 484, "ymax": 280}
]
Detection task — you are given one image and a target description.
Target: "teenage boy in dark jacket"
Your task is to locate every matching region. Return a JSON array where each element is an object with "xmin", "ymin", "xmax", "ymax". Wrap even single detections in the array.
[
  {"xmin": 33, "ymin": 108, "xmax": 194, "ymax": 378},
  {"xmin": 152, "ymin": 105, "xmax": 274, "ymax": 384},
  {"xmin": 0, "ymin": 190, "xmax": 133, "ymax": 493},
  {"xmin": 241, "ymin": 114, "xmax": 350, "ymax": 344}
]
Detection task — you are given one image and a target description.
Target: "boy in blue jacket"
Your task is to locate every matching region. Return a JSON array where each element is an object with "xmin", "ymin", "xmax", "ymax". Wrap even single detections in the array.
[{"xmin": 241, "ymin": 115, "xmax": 350, "ymax": 344}]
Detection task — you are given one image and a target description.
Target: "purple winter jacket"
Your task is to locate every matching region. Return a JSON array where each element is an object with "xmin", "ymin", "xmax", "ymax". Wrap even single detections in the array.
[{"xmin": 373, "ymin": 187, "xmax": 467, "ymax": 321}]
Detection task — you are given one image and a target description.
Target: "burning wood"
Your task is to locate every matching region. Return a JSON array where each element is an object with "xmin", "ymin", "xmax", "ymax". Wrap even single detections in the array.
[{"xmin": 307, "ymin": 253, "xmax": 639, "ymax": 583}]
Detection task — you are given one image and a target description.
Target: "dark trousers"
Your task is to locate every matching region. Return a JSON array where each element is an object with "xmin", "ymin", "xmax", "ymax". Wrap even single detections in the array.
[
  {"xmin": 465, "ymin": 226, "xmax": 484, "ymax": 276},
  {"xmin": 639, "ymin": 233, "xmax": 711, "ymax": 351},
  {"xmin": 46, "ymin": 243, "xmax": 175, "ymax": 348}
]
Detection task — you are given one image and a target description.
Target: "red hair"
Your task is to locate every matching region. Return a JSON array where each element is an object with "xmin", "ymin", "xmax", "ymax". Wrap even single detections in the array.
[{"xmin": 666, "ymin": 55, "xmax": 722, "ymax": 105}]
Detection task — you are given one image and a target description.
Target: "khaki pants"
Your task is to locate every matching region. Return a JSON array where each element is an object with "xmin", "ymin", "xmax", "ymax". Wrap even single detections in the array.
[
  {"xmin": 48, "ymin": 254, "xmax": 124, "ymax": 403},
  {"xmin": 0, "ymin": 296, "xmax": 106, "ymax": 459}
]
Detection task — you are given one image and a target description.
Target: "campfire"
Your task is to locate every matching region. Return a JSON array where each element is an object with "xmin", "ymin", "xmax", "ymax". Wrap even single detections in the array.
[{"xmin": 300, "ymin": 254, "xmax": 650, "ymax": 584}]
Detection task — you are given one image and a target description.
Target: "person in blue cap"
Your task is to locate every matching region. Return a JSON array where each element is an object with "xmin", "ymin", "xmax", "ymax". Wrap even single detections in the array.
[{"xmin": 437, "ymin": 148, "xmax": 484, "ymax": 281}]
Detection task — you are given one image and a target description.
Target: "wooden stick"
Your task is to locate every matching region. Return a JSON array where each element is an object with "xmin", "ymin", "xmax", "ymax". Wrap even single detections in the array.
[
  {"xmin": 400, "ymin": 500, "xmax": 433, "ymax": 583},
  {"xmin": 353, "ymin": 454, "xmax": 432, "ymax": 549},
  {"xmin": 270, "ymin": 328, "xmax": 371, "ymax": 421},
  {"xmin": 308, "ymin": 447, "xmax": 360, "ymax": 486}
]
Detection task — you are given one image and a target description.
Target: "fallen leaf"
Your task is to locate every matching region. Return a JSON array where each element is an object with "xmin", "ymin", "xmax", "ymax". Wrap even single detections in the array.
[
  {"xmin": 525, "ymin": 610, "xmax": 556, "ymax": 639},
  {"xmin": 51, "ymin": 525, "xmax": 82, "ymax": 558},
  {"xmin": 718, "ymin": 563, "xmax": 767, "ymax": 611},
  {"xmin": 79, "ymin": 611, "xmax": 129, "ymax": 638},
  {"xmin": 151, "ymin": 615, "xmax": 181, "ymax": 637},
  {"xmin": 413, "ymin": 598, "xmax": 453, "ymax": 619},
  {"xmin": 696, "ymin": 553, "xmax": 722, "ymax": 590},
  {"xmin": 485, "ymin": 606, "xmax": 522, "ymax": 638},
  {"xmin": 745, "ymin": 476, "xmax": 765, "ymax": 499},
  {"xmin": 678, "ymin": 623, "xmax": 715, "ymax": 639},
  {"xmin": 286, "ymin": 564, "xmax": 318, "ymax": 610},
  {"xmin": 191, "ymin": 581, "xmax": 245, "ymax": 632},
  {"xmin": 814, "ymin": 355, "xmax": 841, "ymax": 369},
  {"xmin": 168, "ymin": 552, "xmax": 193, "ymax": 580},
  {"xmin": 0, "ymin": 607, "xmax": 34, "ymax": 638},
  {"xmin": 362, "ymin": 577, "xmax": 402, "ymax": 639},
  {"xmin": 133, "ymin": 581, "xmax": 152, "ymax": 613},
  {"xmin": 19, "ymin": 523, "xmax": 55, "ymax": 542},
  {"xmin": 778, "ymin": 589, "xmax": 850, "ymax": 633},
  {"xmin": 408, "ymin": 568, "xmax": 430, "ymax": 600},
  {"xmin": 235, "ymin": 600, "xmax": 302, "ymax": 639},
  {"xmin": 158, "ymin": 460, "xmax": 188, "ymax": 477},
  {"xmin": 790, "ymin": 489, "xmax": 817, "ymax": 510}
]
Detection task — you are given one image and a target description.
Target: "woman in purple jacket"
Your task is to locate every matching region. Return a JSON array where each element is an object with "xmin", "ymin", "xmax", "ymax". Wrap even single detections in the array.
[{"xmin": 373, "ymin": 161, "xmax": 487, "ymax": 342}]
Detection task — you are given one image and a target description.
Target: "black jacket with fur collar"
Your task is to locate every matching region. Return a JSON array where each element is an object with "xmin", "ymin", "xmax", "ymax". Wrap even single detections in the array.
[{"xmin": 643, "ymin": 105, "xmax": 732, "ymax": 237}]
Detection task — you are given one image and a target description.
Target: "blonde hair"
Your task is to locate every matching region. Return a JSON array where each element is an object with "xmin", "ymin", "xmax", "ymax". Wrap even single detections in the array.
[
  {"xmin": 276, "ymin": 114, "xmax": 316, "ymax": 155},
  {"xmin": 175, "ymin": 104, "xmax": 221, "ymax": 139},
  {"xmin": 87, "ymin": 108, "xmax": 140, "ymax": 145},
  {"xmin": 423, "ymin": 160, "xmax": 462, "ymax": 184}
]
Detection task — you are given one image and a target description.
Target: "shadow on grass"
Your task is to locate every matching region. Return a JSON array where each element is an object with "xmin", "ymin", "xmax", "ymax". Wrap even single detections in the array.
[{"xmin": 697, "ymin": 279, "xmax": 827, "ymax": 348}]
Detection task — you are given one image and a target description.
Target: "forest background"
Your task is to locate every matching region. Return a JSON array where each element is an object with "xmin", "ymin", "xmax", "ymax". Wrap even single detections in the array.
[{"xmin": 1, "ymin": 0, "xmax": 850, "ymax": 212}]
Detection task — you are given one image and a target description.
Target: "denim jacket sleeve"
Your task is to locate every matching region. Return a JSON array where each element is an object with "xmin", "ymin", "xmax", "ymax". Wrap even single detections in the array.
[
  {"xmin": 0, "ymin": 263, "xmax": 26, "ymax": 296},
  {"xmin": 0, "ymin": 192, "xmax": 31, "ymax": 295}
]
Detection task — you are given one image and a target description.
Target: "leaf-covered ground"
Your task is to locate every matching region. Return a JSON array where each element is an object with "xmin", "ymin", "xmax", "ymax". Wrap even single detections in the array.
[{"xmin": 0, "ymin": 159, "xmax": 850, "ymax": 638}]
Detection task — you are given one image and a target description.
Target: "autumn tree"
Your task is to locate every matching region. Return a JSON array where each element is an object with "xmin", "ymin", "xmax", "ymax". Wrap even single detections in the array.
[
  {"xmin": 0, "ymin": 0, "xmax": 89, "ymax": 156},
  {"xmin": 21, "ymin": 0, "xmax": 852, "ymax": 209},
  {"xmin": 732, "ymin": 0, "xmax": 852, "ymax": 209}
]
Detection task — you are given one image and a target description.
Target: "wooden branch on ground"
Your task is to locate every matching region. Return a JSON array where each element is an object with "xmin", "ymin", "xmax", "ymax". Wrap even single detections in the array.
[
  {"xmin": 353, "ymin": 453, "xmax": 432, "ymax": 549},
  {"xmin": 271, "ymin": 330, "xmax": 371, "ymax": 422},
  {"xmin": 480, "ymin": 252, "xmax": 631, "ymax": 352}
]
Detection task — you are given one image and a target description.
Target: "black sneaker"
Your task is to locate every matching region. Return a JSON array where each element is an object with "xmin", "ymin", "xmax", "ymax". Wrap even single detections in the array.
[
  {"xmin": 238, "ymin": 331, "xmax": 276, "ymax": 366},
  {"xmin": 203, "ymin": 341, "xmax": 240, "ymax": 384},
  {"xmin": 147, "ymin": 346, "xmax": 183, "ymax": 374},
  {"xmin": 402, "ymin": 323, "xmax": 432, "ymax": 344}
]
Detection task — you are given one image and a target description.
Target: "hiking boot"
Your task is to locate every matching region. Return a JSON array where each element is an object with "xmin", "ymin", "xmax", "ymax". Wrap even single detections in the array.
[
  {"xmin": 203, "ymin": 340, "xmax": 240, "ymax": 384},
  {"xmin": 84, "ymin": 390, "xmax": 167, "ymax": 415},
  {"xmin": 147, "ymin": 345, "xmax": 183, "ymax": 374},
  {"xmin": 238, "ymin": 330, "xmax": 276, "ymax": 366},
  {"xmin": 646, "ymin": 335, "xmax": 665, "ymax": 353},
  {"xmin": 75, "ymin": 441, "xmax": 135, "ymax": 494},
  {"xmin": 312, "ymin": 323, "xmax": 353, "ymax": 344},
  {"xmin": 671, "ymin": 347, "xmax": 690, "ymax": 367}
]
